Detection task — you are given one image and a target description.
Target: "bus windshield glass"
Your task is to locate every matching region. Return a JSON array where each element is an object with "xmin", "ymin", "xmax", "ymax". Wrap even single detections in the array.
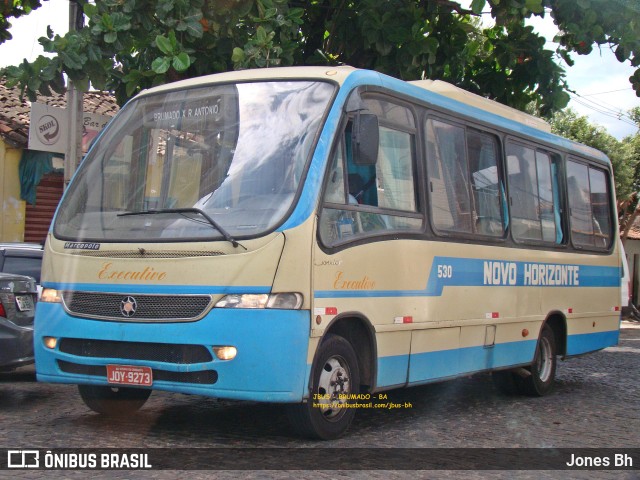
[{"xmin": 54, "ymin": 80, "xmax": 335, "ymax": 242}]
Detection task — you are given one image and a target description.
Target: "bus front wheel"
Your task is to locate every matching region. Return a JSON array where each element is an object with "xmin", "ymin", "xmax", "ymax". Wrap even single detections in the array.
[
  {"xmin": 78, "ymin": 384, "xmax": 152, "ymax": 416},
  {"xmin": 287, "ymin": 334, "xmax": 360, "ymax": 440}
]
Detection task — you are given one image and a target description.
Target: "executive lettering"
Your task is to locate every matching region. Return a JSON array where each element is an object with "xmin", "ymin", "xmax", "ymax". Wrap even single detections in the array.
[
  {"xmin": 333, "ymin": 271, "xmax": 376, "ymax": 290},
  {"xmin": 98, "ymin": 262, "xmax": 167, "ymax": 281}
]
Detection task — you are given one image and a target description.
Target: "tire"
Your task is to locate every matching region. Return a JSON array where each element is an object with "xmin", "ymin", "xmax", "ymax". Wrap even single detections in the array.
[
  {"xmin": 287, "ymin": 334, "xmax": 360, "ymax": 440},
  {"xmin": 78, "ymin": 384, "xmax": 151, "ymax": 416},
  {"xmin": 516, "ymin": 324, "xmax": 557, "ymax": 396}
]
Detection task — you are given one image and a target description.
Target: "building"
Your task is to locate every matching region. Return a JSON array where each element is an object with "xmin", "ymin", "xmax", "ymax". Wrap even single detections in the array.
[{"xmin": 0, "ymin": 79, "xmax": 118, "ymax": 243}]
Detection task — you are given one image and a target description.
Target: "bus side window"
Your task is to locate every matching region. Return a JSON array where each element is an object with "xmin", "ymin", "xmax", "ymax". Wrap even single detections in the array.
[
  {"xmin": 345, "ymin": 123, "xmax": 379, "ymax": 207},
  {"xmin": 567, "ymin": 159, "xmax": 612, "ymax": 249},
  {"xmin": 467, "ymin": 131, "xmax": 505, "ymax": 237},
  {"xmin": 319, "ymin": 104, "xmax": 421, "ymax": 246},
  {"xmin": 426, "ymin": 118, "xmax": 473, "ymax": 234},
  {"xmin": 589, "ymin": 167, "xmax": 612, "ymax": 247},
  {"xmin": 506, "ymin": 142, "xmax": 563, "ymax": 245},
  {"xmin": 324, "ymin": 143, "xmax": 347, "ymax": 205}
]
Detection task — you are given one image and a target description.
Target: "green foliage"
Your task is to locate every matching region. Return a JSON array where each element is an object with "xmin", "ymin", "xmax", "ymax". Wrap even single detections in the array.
[
  {"xmin": 624, "ymin": 107, "xmax": 640, "ymax": 193},
  {"xmin": 549, "ymin": 0, "xmax": 640, "ymax": 96},
  {"xmin": 0, "ymin": 0, "xmax": 638, "ymax": 115},
  {"xmin": 550, "ymin": 109, "xmax": 638, "ymax": 199},
  {"xmin": 0, "ymin": 0, "xmax": 42, "ymax": 43}
]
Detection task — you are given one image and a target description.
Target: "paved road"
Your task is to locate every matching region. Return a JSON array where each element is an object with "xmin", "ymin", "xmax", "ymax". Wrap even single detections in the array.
[{"xmin": 1, "ymin": 322, "xmax": 639, "ymax": 479}]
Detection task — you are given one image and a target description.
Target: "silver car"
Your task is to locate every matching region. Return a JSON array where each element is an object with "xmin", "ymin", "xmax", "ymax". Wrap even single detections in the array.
[{"xmin": 0, "ymin": 272, "xmax": 37, "ymax": 370}]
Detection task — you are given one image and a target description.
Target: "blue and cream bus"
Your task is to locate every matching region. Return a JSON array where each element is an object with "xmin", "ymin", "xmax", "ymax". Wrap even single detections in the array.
[{"xmin": 35, "ymin": 67, "xmax": 621, "ymax": 439}]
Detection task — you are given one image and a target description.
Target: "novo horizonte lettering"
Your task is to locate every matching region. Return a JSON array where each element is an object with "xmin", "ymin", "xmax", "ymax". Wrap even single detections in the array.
[{"xmin": 483, "ymin": 261, "xmax": 579, "ymax": 286}]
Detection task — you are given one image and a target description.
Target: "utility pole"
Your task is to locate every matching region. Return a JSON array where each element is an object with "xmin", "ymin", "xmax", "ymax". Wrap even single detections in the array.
[{"xmin": 64, "ymin": 0, "xmax": 84, "ymax": 189}]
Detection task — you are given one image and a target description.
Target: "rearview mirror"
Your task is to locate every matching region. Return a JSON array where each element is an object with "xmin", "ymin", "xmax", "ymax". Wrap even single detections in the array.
[{"xmin": 351, "ymin": 113, "xmax": 379, "ymax": 166}]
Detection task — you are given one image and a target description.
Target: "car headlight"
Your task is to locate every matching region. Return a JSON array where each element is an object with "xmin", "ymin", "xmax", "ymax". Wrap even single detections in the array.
[{"xmin": 215, "ymin": 293, "xmax": 303, "ymax": 309}]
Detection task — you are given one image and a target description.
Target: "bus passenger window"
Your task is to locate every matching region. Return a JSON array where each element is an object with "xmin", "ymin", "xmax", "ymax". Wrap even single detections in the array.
[
  {"xmin": 426, "ymin": 119, "xmax": 473, "ymax": 234},
  {"xmin": 467, "ymin": 131, "xmax": 505, "ymax": 237},
  {"xmin": 567, "ymin": 160, "xmax": 612, "ymax": 249},
  {"xmin": 506, "ymin": 143, "xmax": 562, "ymax": 244},
  {"xmin": 589, "ymin": 168, "xmax": 612, "ymax": 247}
]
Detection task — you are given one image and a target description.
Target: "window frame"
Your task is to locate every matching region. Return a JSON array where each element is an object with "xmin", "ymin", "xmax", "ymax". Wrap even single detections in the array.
[
  {"xmin": 318, "ymin": 94, "xmax": 425, "ymax": 249},
  {"xmin": 424, "ymin": 114, "xmax": 507, "ymax": 241},
  {"xmin": 317, "ymin": 84, "xmax": 616, "ymax": 256},
  {"xmin": 566, "ymin": 156, "xmax": 615, "ymax": 252},
  {"xmin": 504, "ymin": 138, "xmax": 566, "ymax": 248}
]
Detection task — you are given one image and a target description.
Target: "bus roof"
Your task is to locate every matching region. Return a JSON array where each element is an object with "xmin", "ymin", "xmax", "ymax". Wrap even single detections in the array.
[
  {"xmin": 409, "ymin": 79, "xmax": 552, "ymax": 133},
  {"xmin": 135, "ymin": 66, "xmax": 359, "ymax": 96}
]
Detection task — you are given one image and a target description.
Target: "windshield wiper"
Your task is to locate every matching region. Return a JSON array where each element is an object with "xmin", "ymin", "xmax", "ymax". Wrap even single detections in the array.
[{"xmin": 117, "ymin": 208, "xmax": 247, "ymax": 250}]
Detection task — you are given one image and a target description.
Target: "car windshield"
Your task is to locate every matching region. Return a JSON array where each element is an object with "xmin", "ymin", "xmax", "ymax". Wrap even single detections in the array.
[{"xmin": 54, "ymin": 80, "xmax": 335, "ymax": 242}]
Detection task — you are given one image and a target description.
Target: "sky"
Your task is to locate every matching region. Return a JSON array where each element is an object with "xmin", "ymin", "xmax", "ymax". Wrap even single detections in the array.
[{"xmin": 0, "ymin": 0, "xmax": 638, "ymax": 140}]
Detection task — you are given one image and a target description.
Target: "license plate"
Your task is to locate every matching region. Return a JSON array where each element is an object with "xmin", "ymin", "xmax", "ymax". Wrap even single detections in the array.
[
  {"xmin": 106, "ymin": 364, "xmax": 153, "ymax": 387},
  {"xmin": 15, "ymin": 295, "xmax": 34, "ymax": 312}
]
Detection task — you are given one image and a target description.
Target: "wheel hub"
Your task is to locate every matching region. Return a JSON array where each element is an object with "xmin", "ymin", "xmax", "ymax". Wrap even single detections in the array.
[{"xmin": 317, "ymin": 356, "xmax": 350, "ymax": 419}]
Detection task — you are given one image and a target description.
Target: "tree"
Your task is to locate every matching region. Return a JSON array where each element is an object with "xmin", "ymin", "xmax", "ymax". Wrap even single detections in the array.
[
  {"xmin": 0, "ymin": 0, "xmax": 41, "ymax": 43},
  {"xmin": 1, "ymin": 0, "xmax": 639, "ymax": 113},
  {"xmin": 618, "ymin": 107, "xmax": 640, "ymax": 238}
]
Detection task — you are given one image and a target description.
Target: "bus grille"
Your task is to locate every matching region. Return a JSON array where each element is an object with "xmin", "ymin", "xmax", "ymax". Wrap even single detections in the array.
[
  {"xmin": 61, "ymin": 291, "xmax": 212, "ymax": 321},
  {"xmin": 58, "ymin": 338, "xmax": 213, "ymax": 364},
  {"xmin": 57, "ymin": 360, "xmax": 218, "ymax": 385}
]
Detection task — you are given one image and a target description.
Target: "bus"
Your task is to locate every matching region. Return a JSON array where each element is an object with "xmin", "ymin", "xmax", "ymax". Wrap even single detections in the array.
[{"xmin": 35, "ymin": 66, "xmax": 622, "ymax": 439}]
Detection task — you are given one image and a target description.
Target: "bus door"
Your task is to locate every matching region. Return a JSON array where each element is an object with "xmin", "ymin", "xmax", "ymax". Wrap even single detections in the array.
[{"xmin": 314, "ymin": 95, "xmax": 424, "ymax": 389}]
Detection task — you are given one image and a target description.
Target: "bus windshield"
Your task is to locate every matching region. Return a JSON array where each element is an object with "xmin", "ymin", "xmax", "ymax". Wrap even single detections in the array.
[{"xmin": 54, "ymin": 80, "xmax": 335, "ymax": 242}]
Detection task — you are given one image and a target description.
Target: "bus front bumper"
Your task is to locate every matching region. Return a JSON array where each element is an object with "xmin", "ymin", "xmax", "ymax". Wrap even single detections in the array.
[{"xmin": 34, "ymin": 303, "xmax": 311, "ymax": 403}]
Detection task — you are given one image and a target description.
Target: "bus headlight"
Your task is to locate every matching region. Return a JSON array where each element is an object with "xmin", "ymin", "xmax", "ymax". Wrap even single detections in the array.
[
  {"xmin": 215, "ymin": 293, "xmax": 303, "ymax": 309},
  {"xmin": 41, "ymin": 288, "xmax": 62, "ymax": 303},
  {"xmin": 266, "ymin": 293, "xmax": 303, "ymax": 309}
]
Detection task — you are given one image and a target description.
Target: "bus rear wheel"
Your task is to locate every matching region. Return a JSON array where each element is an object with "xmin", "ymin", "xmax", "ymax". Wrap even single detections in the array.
[
  {"xmin": 517, "ymin": 323, "xmax": 557, "ymax": 396},
  {"xmin": 78, "ymin": 384, "xmax": 152, "ymax": 416},
  {"xmin": 287, "ymin": 334, "xmax": 360, "ymax": 440},
  {"xmin": 493, "ymin": 324, "xmax": 557, "ymax": 396}
]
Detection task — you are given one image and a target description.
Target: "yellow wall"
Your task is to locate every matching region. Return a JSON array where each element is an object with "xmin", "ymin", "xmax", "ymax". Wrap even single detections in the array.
[{"xmin": 0, "ymin": 139, "xmax": 26, "ymax": 241}]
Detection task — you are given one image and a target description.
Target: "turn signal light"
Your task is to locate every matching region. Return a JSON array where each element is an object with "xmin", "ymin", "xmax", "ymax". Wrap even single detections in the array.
[{"xmin": 43, "ymin": 337, "xmax": 58, "ymax": 349}]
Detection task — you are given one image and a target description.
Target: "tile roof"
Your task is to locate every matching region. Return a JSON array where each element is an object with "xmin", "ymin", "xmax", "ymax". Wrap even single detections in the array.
[{"xmin": 0, "ymin": 78, "xmax": 119, "ymax": 148}]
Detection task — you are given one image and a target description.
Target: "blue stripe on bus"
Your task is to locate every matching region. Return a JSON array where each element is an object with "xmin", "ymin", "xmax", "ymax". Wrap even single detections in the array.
[
  {"xmin": 566, "ymin": 330, "xmax": 620, "ymax": 356},
  {"xmin": 315, "ymin": 256, "xmax": 620, "ymax": 299},
  {"xmin": 376, "ymin": 330, "xmax": 618, "ymax": 388},
  {"xmin": 43, "ymin": 282, "xmax": 271, "ymax": 295},
  {"xmin": 376, "ymin": 340, "xmax": 536, "ymax": 387}
]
